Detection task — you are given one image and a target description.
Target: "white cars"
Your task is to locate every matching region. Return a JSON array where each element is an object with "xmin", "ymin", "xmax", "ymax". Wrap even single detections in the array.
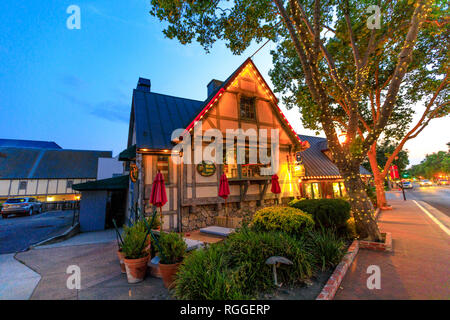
[
  {"xmin": 1, "ymin": 198, "xmax": 42, "ymax": 219},
  {"xmin": 401, "ymin": 181, "xmax": 413, "ymax": 189},
  {"xmin": 419, "ymin": 179, "xmax": 433, "ymax": 187}
]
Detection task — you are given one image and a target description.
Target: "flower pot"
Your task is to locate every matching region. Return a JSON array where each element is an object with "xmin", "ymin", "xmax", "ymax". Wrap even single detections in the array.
[
  {"xmin": 124, "ymin": 255, "xmax": 150, "ymax": 284},
  {"xmin": 117, "ymin": 250, "xmax": 126, "ymax": 274},
  {"xmin": 159, "ymin": 262, "xmax": 182, "ymax": 289}
]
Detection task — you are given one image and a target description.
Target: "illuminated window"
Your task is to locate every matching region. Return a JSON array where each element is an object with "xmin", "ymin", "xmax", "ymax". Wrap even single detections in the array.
[
  {"xmin": 304, "ymin": 182, "xmax": 321, "ymax": 199},
  {"xmin": 332, "ymin": 182, "xmax": 347, "ymax": 198},
  {"xmin": 240, "ymin": 96, "xmax": 256, "ymax": 121},
  {"xmin": 223, "ymin": 144, "xmax": 272, "ymax": 179},
  {"xmin": 157, "ymin": 156, "xmax": 169, "ymax": 183}
]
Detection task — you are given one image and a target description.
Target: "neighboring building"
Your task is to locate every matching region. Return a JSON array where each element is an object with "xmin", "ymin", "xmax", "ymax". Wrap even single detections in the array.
[
  {"xmin": 296, "ymin": 135, "xmax": 371, "ymax": 199},
  {"xmin": 123, "ymin": 59, "xmax": 312, "ymax": 232},
  {"xmin": 97, "ymin": 156, "xmax": 125, "ymax": 180},
  {"xmin": 0, "ymin": 140, "xmax": 112, "ymax": 202}
]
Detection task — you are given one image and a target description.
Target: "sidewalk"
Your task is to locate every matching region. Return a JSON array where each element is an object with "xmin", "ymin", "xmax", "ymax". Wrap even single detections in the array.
[
  {"xmin": 335, "ymin": 199, "xmax": 450, "ymax": 300},
  {"xmin": 0, "ymin": 254, "xmax": 41, "ymax": 300}
]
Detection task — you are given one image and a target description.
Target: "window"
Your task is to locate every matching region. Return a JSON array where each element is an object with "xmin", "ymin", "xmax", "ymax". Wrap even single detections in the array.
[
  {"xmin": 222, "ymin": 144, "xmax": 272, "ymax": 179},
  {"xmin": 19, "ymin": 181, "xmax": 27, "ymax": 190},
  {"xmin": 332, "ymin": 182, "xmax": 348, "ymax": 198},
  {"xmin": 67, "ymin": 180, "xmax": 74, "ymax": 189},
  {"xmin": 239, "ymin": 96, "xmax": 256, "ymax": 121},
  {"xmin": 157, "ymin": 156, "xmax": 170, "ymax": 182},
  {"xmin": 304, "ymin": 182, "xmax": 322, "ymax": 199}
]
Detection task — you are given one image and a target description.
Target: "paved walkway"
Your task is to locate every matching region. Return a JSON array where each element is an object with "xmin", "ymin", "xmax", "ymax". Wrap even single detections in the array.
[
  {"xmin": 15, "ymin": 241, "xmax": 170, "ymax": 300},
  {"xmin": 0, "ymin": 253, "xmax": 41, "ymax": 300},
  {"xmin": 335, "ymin": 199, "xmax": 450, "ymax": 300}
]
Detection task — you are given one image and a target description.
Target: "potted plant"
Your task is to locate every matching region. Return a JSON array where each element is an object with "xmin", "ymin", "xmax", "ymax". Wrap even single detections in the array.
[
  {"xmin": 158, "ymin": 232, "xmax": 187, "ymax": 289},
  {"xmin": 113, "ymin": 219, "xmax": 126, "ymax": 274},
  {"xmin": 121, "ymin": 224, "xmax": 151, "ymax": 283}
]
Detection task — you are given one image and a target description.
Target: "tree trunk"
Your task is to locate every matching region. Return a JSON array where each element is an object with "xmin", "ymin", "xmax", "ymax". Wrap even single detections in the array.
[
  {"xmin": 341, "ymin": 165, "xmax": 383, "ymax": 242},
  {"xmin": 367, "ymin": 145, "xmax": 388, "ymax": 208}
]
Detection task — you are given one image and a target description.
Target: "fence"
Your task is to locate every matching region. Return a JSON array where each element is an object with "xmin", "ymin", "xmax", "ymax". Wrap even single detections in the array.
[{"xmin": 41, "ymin": 201, "xmax": 80, "ymax": 213}]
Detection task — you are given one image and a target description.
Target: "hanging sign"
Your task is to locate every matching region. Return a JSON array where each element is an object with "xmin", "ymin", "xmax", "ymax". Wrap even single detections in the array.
[
  {"xmin": 197, "ymin": 161, "xmax": 216, "ymax": 177},
  {"xmin": 130, "ymin": 163, "xmax": 138, "ymax": 183},
  {"xmin": 389, "ymin": 165, "xmax": 399, "ymax": 180},
  {"xmin": 293, "ymin": 163, "xmax": 306, "ymax": 177}
]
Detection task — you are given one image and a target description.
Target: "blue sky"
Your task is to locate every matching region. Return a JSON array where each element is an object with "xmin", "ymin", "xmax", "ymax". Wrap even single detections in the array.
[{"xmin": 0, "ymin": 1, "xmax": 447, "ymax": 165}]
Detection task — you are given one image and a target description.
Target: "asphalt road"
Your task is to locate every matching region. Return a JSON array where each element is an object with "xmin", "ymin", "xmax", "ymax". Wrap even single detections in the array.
[
  {"xmin": 388, "ymin": 185, "xmax": 450, "ymax": 216},
  {"xmin": 0, "ymin": 210, "xmax": 74, "ymax": 254}
]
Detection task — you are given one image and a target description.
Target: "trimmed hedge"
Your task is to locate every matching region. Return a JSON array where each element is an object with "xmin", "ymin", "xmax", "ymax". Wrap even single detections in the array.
[
  {"xmin": 289, "ymin": 199, "xmax": 350, "ymax": 229},
  {"xmin": 251, "ymin": 206, "xmax": 315, "ymax": 235}
]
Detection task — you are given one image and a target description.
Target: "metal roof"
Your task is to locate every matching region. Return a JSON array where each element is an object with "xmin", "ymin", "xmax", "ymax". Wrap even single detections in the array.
[
  {"xmin": 0, "ymin": 148, "xmax": 112, "ymax": 179},
  {"xmin": 132, "ymin": 90, "xmax": 204, "ymax": 150},
  {"xmin": 73, "ymin": 175, "xmax": 129, "ymax": 191},
  {"xmin": 297, "ymin": 135, "xmax": 371, "ymax": 178},
  {"xmin": 0, "ymin": 139, "xmax": 61, "ymax": 150}
]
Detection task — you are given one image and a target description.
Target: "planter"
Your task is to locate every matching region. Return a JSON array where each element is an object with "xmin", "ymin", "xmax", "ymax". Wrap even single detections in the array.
[
  {"xmin": 124, "ymin": 255, "xmax": 150, "ymax": 284},
  {"xmin": 159, "ymin": 262, "xmax": 182, "ymax": 289},
  {"xmin": 117, "ymin": 250, "xmax": 126, "ymax": 274},
  {"xmin": 359, "ymin": 232, "xmax": 392, "ymax": 252}
]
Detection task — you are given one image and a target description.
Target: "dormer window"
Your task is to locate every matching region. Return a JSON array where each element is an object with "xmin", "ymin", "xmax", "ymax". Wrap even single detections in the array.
[{"xmin": 240, "ymin": 96, "xmax": 256, "ymax": 121}]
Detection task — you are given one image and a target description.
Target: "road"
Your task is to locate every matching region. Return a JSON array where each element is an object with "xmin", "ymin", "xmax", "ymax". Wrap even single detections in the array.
[
  {"xmin": 0, "ymin": 211, "xmax": 74, "ymax": 254},
  {"xmin": 387, "ymin": 185, "xmax": 450, "ymax": 217}
]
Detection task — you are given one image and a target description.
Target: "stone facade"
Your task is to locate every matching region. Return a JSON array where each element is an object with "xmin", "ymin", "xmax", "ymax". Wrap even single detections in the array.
[{"xmin": 180, "ymin": 198, "xmax": 280, "ymax": 232}]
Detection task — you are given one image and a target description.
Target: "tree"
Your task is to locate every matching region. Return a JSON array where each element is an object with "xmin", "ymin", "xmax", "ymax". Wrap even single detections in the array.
[
  {"xmin": 362, "ymin": 140, "xmax": 409, "ymax": 176},
  {"xmin": 149, "ymin": 0, "xmax": 441, "ymax": 241},
  {"xmin": 410, "ymin": 149, "xmax": 450, "ymax": 179}
]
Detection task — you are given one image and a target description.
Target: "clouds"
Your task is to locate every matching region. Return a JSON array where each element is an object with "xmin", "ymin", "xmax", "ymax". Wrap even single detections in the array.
[{"xmin": 58, "ymin": 75, "xmax": 130, "ymax": 124}]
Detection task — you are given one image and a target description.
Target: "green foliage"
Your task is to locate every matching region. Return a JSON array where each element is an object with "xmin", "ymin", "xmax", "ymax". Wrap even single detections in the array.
[
  {"xmin": 344, "ymin": 218, "xmax": 358, "ymax": 240},
  {"xmin": 289, "ymin": 199, "xmax": 351, "ymax": 229},
  {"xmin": 121, "ymin": 223, "xmax": 149, "ymax": 259},
  {"xmin": 362, "ymin": 139, "xmax": 410, "ymax": 174},
  {"xmin": 175, "ymin": 228, "xmax": 315, "ymax": 300},
  {"xmin": 251, "ymin": 206, "xmax": 315, "ymax": 235},
  {"xmin": 287, "ymin": 198, "xmax": 305, "ymax": 207},
  {"xmin": 410, "ymin": 149, "xmax": 450, "ymax": 179},
  {"xmin": 306, "ymin": 229, "xmax": 345, "ymax": 271},
  {"xmin": 159, "ymin": 232, "xmax": 187, "ymax": 264},
  {"xmin": 174, "ymin": 244, "xmax": 251, "ymax": 300}
]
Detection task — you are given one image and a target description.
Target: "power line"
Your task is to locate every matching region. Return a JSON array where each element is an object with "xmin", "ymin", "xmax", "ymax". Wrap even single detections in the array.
[{"xmin": 249, "ymin": 39, "xmax": 271, "ymax": 59}]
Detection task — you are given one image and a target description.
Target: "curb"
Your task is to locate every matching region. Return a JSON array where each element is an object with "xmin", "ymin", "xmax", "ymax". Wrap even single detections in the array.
[
  {"xmin": 316, "ymin": 240, "xmax": 359, "ymax": 300},
  {"xmin": 30, "ymin": 223, "xmax": 80, "ymax": 249}
]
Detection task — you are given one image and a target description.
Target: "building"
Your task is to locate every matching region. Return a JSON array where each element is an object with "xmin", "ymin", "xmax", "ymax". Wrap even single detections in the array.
[
  {"xmin": 123, "ymin": 59, "xmax": 318, "ymax": 232},
  {"xmin": 0, "ymin": 139, "xmax": 112, "ymax": 202},
  {"xmin": 296, "ymin": 135, "xmax": 371, "ymax": 199}
]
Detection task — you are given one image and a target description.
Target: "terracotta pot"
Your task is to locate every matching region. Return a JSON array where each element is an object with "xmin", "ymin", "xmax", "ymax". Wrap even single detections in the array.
[
  {"xmin": 159, "ymin": 262, "xmax": 182, "ymax": 289},
  {"xmin": 117, "ymin": 250, "xmax": 126, "ymax": 274},
  {"xmin": 124, "ymin": 255, "xmax": 150, "ymax": 284}
]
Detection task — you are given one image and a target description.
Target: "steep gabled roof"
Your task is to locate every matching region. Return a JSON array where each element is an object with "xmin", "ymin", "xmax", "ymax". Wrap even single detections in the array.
[
  {"xmin": 0, "ymin": 139, "xmax": 61, "ymax": 150},
  {"xmin": 0, "ymin": 148, "xmax": 112, "ymax": 179},
  {"xmin": 131, "ymin": 59, "xmax": 303, "ymax": 150},
  {"xmin": 298, "ymin": 134, "xmax": 371, "ymax": 178}
]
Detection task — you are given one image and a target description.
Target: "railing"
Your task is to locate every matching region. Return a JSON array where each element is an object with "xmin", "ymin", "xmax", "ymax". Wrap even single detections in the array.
[{"xmin": 41, "ymin": 201, "xmax": 80, "ymax": 213}]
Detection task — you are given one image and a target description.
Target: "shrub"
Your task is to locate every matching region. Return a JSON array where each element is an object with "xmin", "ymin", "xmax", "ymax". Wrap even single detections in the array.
[
  {"xmin": 175, "ymin": 228, "xmax": 315, "ymax": 299},
  {"xmin": 307, "ymin": 229, "xmax": 345, "ymax": 271},
  {"xmin": 343, "ymin": 217, "xmax": 357, "ymax": 239},
  {"xmin": 287, "ymin": 198, "xmax": 305, "ymax": 207},
  {"xmin": 174, "ymin": 244, "xmax": 250, "ymax": 300},
  {"xmin": 251, "ymin": 206, "xmax": 314, "ymax": 235},
  {"xmin": 225, "ymin": 228, "xmax": 315, "ymax": 294},
  {"xmin": 121, "ymin": 223, "xmax": 149, "ymax": 259},
  {"xmin": 158, "ymin": 232, "xmax": 187, "ymax": 264},
  {"xmin": 289, "ymin": 199, "xmax": 350, "ymax": 229}
]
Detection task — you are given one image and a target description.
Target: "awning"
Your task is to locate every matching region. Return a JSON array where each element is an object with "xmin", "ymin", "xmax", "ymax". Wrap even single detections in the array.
[
  {"xmin": 118, "ymin": 144, "xmax": 136, "ymax": 161},
  {"xmin": 73, "ymin": 175, "xmax": 129, "ymax": 191}
]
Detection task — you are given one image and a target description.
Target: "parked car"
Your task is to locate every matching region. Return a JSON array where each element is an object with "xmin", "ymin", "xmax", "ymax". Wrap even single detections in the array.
[
  {"xmin": 419, "ymin": 179, "xmax": 433, "ymax": 187},
  {"xmin": 437, "ymin": 180, "xmax": 448, "ymax": 186},
  {"xmin": 401, "ymin": 181, "xmax": 413, "ymax": 189},
  {"xmin": 1, "ymin": 198, "xmax": 42, "ymax": 219}
]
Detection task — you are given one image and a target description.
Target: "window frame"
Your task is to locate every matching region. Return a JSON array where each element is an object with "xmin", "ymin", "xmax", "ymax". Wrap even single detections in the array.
[{"xmin": 239, "ymin": 95, "xmax": 257, "ymax": 122}]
